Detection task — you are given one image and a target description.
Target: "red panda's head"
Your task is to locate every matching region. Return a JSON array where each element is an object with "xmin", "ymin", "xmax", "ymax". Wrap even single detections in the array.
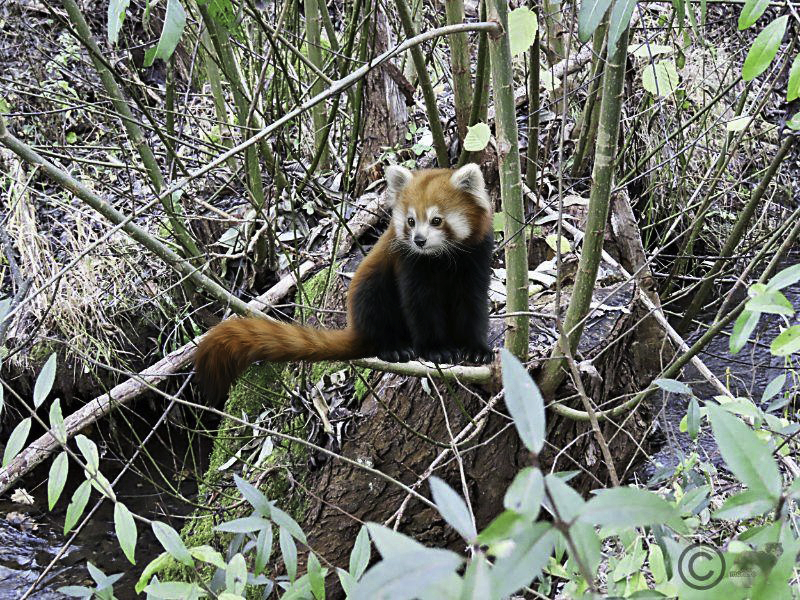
[{"xmin": 385, "ymin": 164, "xmax": 492, "ymax": 256}]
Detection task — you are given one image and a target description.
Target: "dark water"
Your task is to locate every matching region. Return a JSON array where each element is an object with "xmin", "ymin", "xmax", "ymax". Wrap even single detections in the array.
[
  {"xmin": 0, "ymin": 413, "xmax": 205, "ymax": 599},
  {"xmin": 649, "ymin": 264, "xmax": 800, "ymax": 475}
]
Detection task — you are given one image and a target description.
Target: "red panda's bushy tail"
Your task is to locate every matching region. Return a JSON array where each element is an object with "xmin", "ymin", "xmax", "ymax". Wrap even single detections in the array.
[{"xmin": 195, "ymin": 318, "xmax": 368, "ymax": 401}]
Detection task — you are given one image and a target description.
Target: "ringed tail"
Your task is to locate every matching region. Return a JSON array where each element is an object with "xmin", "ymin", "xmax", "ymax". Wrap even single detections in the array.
[{"xmin": 195, "ymin": 318, "xmax": 367, "ymax": 401}]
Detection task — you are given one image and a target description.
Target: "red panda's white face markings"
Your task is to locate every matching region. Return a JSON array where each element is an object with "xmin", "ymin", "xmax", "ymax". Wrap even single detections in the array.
[{"xmin": 384, "ymin": 164, "xmax": 492, "ymax": 255}]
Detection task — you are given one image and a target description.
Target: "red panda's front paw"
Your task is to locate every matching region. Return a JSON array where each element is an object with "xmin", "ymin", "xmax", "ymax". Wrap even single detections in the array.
[
  {"xmin": 377, "ymin": 348, "xmax": 416, "ymax": 362},
  {"xmin": 463, "ymin": 346, "xmax": 494, "ymax": 364},
  {"xmin": 417, "ymin": 347, "xmax": 460, "ymax": 364}
]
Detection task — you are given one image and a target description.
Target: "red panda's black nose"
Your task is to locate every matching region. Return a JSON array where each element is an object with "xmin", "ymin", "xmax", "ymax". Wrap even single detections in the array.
[{"xmin": 413, "ymin": 235, "xmax": 426, "ymax": 248}]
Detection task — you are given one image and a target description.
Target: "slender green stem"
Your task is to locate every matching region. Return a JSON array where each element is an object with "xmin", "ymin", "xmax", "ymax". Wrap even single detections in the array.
[
  {"xmin": 445, "ymin": 0, "xmax": 474, "ymax": 142},
  {"xmin": 539, "ymin": 26, "xmax": 631, "ymax": 397},
  {"xmin": 487, "ymin": 0, "xmax": 529, "ymax": 359},
  {"xmin": 395, "ymin": 0, "xmax": 451, "ymax": 167}
]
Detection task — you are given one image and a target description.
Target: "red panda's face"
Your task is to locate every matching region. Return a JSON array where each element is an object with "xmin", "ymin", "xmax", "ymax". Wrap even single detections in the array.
[{"xmin": 385, "ymin": 164, "xmax": 492, "ymax": 256}]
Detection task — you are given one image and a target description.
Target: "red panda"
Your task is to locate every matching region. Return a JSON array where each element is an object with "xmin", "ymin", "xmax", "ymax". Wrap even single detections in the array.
[{"xmin": 195, "ymin": 164, "xmax": 494, "ymax": 401}]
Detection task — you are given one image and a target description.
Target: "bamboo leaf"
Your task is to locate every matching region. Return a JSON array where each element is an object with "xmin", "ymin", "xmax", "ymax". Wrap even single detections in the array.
[
  {"xmin": 75, "ymin": 434, "xmax": 99, "ymax": 472},
  {"xmin": 653, "ymin": 378, "xmax": 693, "ymax": 396},
  {"xmin": 463, "ymin": 123, "xmax": 491, "ymax": 151},
  {"xmin": 761, "ymin": 373, "xmax": 786, "ymax": 403},
  {"xmin": 706, "ymin": 404, "xmax": 781, "ymax": 499},
  {"xmin": 214, "ymin": 515, "xmax": 271, "ymax": 533},
  {"xmin": 430, "ymin": 476, "xmax": 477, "ymax": 541},
  {"xmin": 766, "ymin": 263, "xmax": 800, "ymax": 291},
  {"xmin": 771, "ymin": 325, "xmax": 800, "ymax": 357},
  {"xmin": 2, "ymin": 417, "xmax": 31, "ymax": 467},
  {"xmin": 151, "ymin": 521, "xmax": 194, "ymax": 566},
  {"xmin": 233, "ymin": 474, "xmax": 271, "ymax": 516},
  {"xmin": 738, "ymin": 0, "xmax": 770, "ymax": 29},
  {"xmin": 687, "ymin": 397, "xmax": 700, "ymax": 441},
  {"xmin": 789, "ymin": 55, "xmax": 800, "ymax": 102},
  {"xmin": 48, "ymin": 451, "xmax": 69, "ymax": 510},
  {"xmin": 503, "ymin": 467, "xmax": 543, "ymax": 519},
  {"xmin": 280, "ymin": 525, "xmax": 298, "ymax": 582},
  {"xmin": 114, "ymin": 502, "xmax": 137, "ymax": 564},
  {"xmin": 508, "ymin": 7, "xmax": 538, "ymax": 57},
  {"xmin": 500, "ymin": 348, "xmax": 545, "ymax": 454},
  {"xmin": 135, "ymin": 552, "xmax": 172, "ymax": 594},
  {"xmin": 33, "ymin": 353, "xmax": 57, "ymax": 408},
  {"xmin": 349, "ymin": 525, "xmax": 371, "ymax": 580},
  {"xmin": 608, "ymin": 0, "xmax": 637, "ymax": 52},
  {"xmin": 745, "ymin": 289, "xmax": 794, "ymax": 315},
  {"xmin": 189, "ymin": 545, "xmax": 226, "ymax": 569},
  {"xmin": 143, "ymin": 0, "xmax": 186, "ymax": 67},
  {"xmin": 351, "ymin": 549, "xmax": 462, "ymax": 600},
  {"xmin": 742, "ymin": 16, "xmax": 788, "ymax": 81},
  {"xmin": 225, "ymin": 553, "xmax": 247, "ymax": 595},
  {"xmin": 578, "ymin": 0, "xmax": 613, "ymax": 42},
  {"xmin": 307, "ymin": 552, "xmax": 325, "ymax": 600},
  {"xmin": 49, "ymin": 398, "xmax": 67, "ymax": 444},
  {"xmin": 730, "ymin": 310, "xmax": 759, "ymax": 354},
  {"xmin": 578, "ymin": 486, "xmax": 680, "ymax": 527},
  {"xmin": 107, "ymin": 0, "xmax": 131, "ymax": 45},
  {"xmin": 64, "ymin": 480, "xmax": 91, "ymax": 535}
]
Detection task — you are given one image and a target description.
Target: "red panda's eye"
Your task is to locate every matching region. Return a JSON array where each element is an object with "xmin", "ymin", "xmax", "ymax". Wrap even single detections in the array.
[
  {"xmin": 431, "ymin": 217, "xmax": 442, "ymax": 226},
  {"xmin": 407, "ymin": 217, "xmax": 415, "ymax": 227}
]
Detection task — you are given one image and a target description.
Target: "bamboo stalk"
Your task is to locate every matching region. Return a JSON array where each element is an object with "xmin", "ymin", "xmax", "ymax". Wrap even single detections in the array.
[
  {"xmin": 304, "ymin": 0, "xmax": 330, "ymax": 168},
  {"xmin": 445, "ymin": 0, "xmax": 474, "ymax": 142},
  {"xmin": 395, "ymin": 0, "xmax": 451, "ymax": 167},
  {"xmin": 456, "ymin": 0, "xmax": 489, "ymax": 167},
  {"xmin": 59, "ymin": 0, "xmax": 201, "ymax": 260},
  {"xmin": 570, "ymin": 21, "xmax": 607, "ymax": 177},
  {"xmin": 487, "ymin": 0, "xmax": 529, "ymax": 359},
  {"xmin": 539, "ymin": 26, "xmax": 631, "ymax": 397},
  {"xmin": 524, "ymin": 23, "xmax": 541, "ymax": 190},
  {"xmin": 678, "ymin": 135, "xmax": 797, "ymax": 331}
]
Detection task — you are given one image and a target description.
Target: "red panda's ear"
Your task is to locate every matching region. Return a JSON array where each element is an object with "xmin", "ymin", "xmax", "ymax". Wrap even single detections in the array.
[
  {"xmin": 385, "ymin": 165, "xmax": 413, "ymax": 206},
  {"xmin": 450, "ymin": 164, "xmax": 491, "ymax": 213}
]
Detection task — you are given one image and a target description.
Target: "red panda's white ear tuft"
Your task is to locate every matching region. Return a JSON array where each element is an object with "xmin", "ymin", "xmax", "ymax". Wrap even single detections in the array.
[
  {"xmin": 385, "ymin": 165, "xmax": 413, "ymax": 205},
  {"xmin": 450, "ymin": 164, "xmax": 491, "ymax": 213}
]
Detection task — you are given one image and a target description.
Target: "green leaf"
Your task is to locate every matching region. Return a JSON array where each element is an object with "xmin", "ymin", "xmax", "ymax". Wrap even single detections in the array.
[
  {"xmin": 766, "ymin": 263, "xmax": 800, "ymax": 291},
  {"xmin": 349, "ymin": 525, "xmax": 371, "ymax": 580},
  {"xmin": 143, "ymin": 582, "xmax": 205, "ymax": 599},
  {"xmin": 738, "ymin": 0, "xmax": 770, "ymax": 29},
  {"xmin": 253, "ymin": 523, "xmax": 273, "ymax": 576},
  {"xmin": 649, "ymin": 543, "xmax": 667, "ymax": 584},
  {"xmin": 687, "ymin": 397, "xmax": 700, "ymax": 441},
  {"xmin": 64, "ymin": 480, "xmax": 91, "ymax": 535},
  {"xmin": 107, "ymin": 0, "xmax": 131, "ymax": 45},
  {"xmin": 503, "ymin": 467, "xmax": 543, "ymax": 519},
  {"xmin": 280, "ymin": 525, "xmax": 298, "ymax": 582},
  {"xmin": 508, "ymin": 7, "xmax": 539, "ymax": 57},
  {"xmin": 713, "ymin": 489, "xmax": 775, "ymax": 519},
  {"xmin": 114, "ymin": 502, "xmax": 137, "ymax": 564},
  {"xmin": 307, "ymin": 552, "xmax": 325, "ymax": 600},
  {"xmin": 642, "ymin": 61, "xmax": 679, "ymax": 97},
  {"xmin": 725, "ymin": 115, "xmax": 754, "ymax": 131},
  {"xmin": 579, "ymin": 0, "xmax": 613, "ymax": 42},
  {"xmin": 233, "ymin": 474, "xmax": 271, "ymax": 516},
  {"xmin": 730, "ymin": 310, "xmax": 759, "ymax": 354},
  {"xmin": 608, "ymin": 0, "xmax": 637, "ymax": 52},
  {"xmin": 367, "ymin": 523, "xmax": 423, "ymax": 557},
  {"xmin": 430, "ymin": 476, "xmax": 476, "ymax": 541},
  {"xmin": 269, "ymin": 504, "xmax": 307, "ymax": 543},
  {"xmin": 225, "ymin": 553, "xmax": 247, "ymax": 595},
  {"xmin": 461, "ymin": 553, "xmax": 492, "ymax": 600},
  {"xmin": 49, "ymin": 398, "xmax": 67, "ymax": 444},
  {"xmin": 214, "ymin": 515, "xmax": 271, "ymax": 533},
  {"xmin": 545, "ymin": 233, "xmax": 571, "ymax": 253},
  {"xmin": 135, "ymin": 552, "xmax": 173, "ymax": 594},
  {"xmin": 500, "ymin": 348, "xmax": 545, "ymax": 454},
  {"xmin": 143, "ymin": 0, "xmax": 186, "ymax": 67},
  {"xmin": 463, "ymin": 123, "xmax": 491, "ymax": 152},
  {"xmin": 653, "ymin": 378, "xmax": 692, "ymax": 396},
  {"xmin": 3, "ymin": 417, "xmax": 31, "ymax": 467},
  {"xmin": 771, "ymin": 325, "xmax": 800, "ymax": 356},
  {"xmin": 788, "ymin": 55, "xmax": 800, "ymax": 102},
  {"xmin": 787, "ymin": 112, "xmax": 800, "ymax": 130},
  {"xmin": 351, "ymin": 548, "xmax": 463, "ymax": 600},
  {"xmin": 628, "ymin": 43, "xmax": 673, "ymax": 58},
  {"xmin": 742, "ymin": 16, "xmax": 788, "ymax": 81},
  {"xmin": 578, "ymin": 487, "xmax": 680, "ymax": 527},
  {"xmin": 33, "ymin": 353, "xmax": 56, "ymax": 408},
  {"xmin": 475, "ymin": 510, "xmax": 526, "ymax": 546},
  {"xmin": 189, "ymin": 545, "xmax": 226, "ymax": 569},
  {"xmin": 75, "ymin": 434, "xmax": 99, "ymax": 472},
  {"xmin": 48, "ymin": 451, "xmax": 69, "ymax": 510},
  {"xmin": 745, "ymin": 289, "xmax": 794, "ymax": 315},
  {"xmin": 152, "ymin": 521, "xmax": 194, "ymax": 566},
  {"xmin": 706, "ymin": 404, "xmax": 781, "ymax": 499},
  {"xmin": 543, "ymin": 473, "xmax": 585, "ymax": 522},
  {"xmin": 491, "ymin": 523, "xmax": 553, "ymax": 597},
  {"xmin": 337, "ymin": 568, "xmax": 357, "ymax": 597},
  {"xmin": 57, "ymin": 586, "xmax": 93, "ymax": 598},
  {"xmin": 761, "ymin": 374, "xmax": 786, "ymax": 403}
]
